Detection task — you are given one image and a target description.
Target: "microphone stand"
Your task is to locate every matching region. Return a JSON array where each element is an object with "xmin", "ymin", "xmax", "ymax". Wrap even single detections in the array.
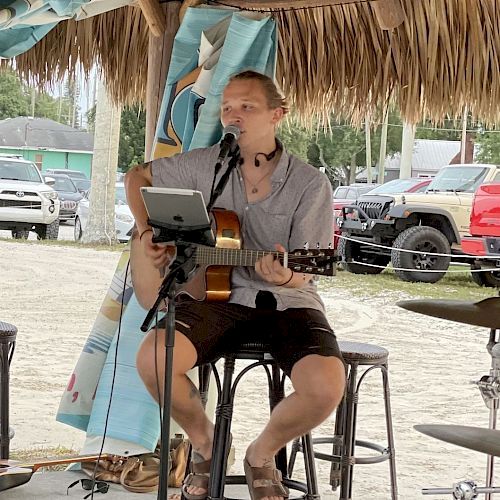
[{"xmin": 140, "ymin": 148, "xmax": 240, "ymax": 500}]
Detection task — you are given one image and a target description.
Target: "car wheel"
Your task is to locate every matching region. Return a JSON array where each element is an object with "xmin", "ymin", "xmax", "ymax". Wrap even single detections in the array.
[
  {"xmin": 36, "ymin": 219, "xmax": 60, "ymax": 240},
  {"xmin": 74, "ymin": 216, "xmax": 83, "ymax": 241},
  {"xmin": 471, "ymin": 268, "xmax": 500, "ymax": 287},
  {"xmin": 11, "ymin": 229, "xmax": 30, "ymax": 239},
  {"xmin": 338, "ymin": 235, "xmax": 390, "ymax": 275},
  {"xmin": 391, "ymin": 226, "xmax": 451, "ymax": 283}
]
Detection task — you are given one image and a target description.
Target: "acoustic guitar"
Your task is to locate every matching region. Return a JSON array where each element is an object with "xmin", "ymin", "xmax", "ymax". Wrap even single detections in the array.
[
  {"xmin": 0, "ymin": 454, "xmax": 111, "ymax": 492},
  {"xmin": 130, "ymin": 208, "xmax": 336, "ymax": 310}
]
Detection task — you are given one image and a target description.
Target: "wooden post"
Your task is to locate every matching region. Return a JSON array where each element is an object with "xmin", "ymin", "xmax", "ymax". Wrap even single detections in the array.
[
  {"xmin": 145, "ymin": 1, "xmax": 181, "ymax": 161},
  {"xmin": 460, "ymin": 105, "xmax": 468, "ymax": 164}
]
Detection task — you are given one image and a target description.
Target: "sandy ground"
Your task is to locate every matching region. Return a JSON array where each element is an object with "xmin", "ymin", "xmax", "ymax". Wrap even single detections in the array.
[{"xmin": 0, "ymin": 238, "xmax": 497, "ymax": 499}]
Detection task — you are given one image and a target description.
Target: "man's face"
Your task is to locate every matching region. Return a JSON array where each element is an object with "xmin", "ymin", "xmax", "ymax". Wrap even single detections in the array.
[{"xmin": 220, "ymin": 79, "xmax": 283, "ymax": 149}]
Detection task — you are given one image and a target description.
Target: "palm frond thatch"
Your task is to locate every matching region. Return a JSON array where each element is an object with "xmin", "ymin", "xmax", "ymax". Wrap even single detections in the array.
[{"xmin": 8, "ymin": 0, "xmax": 500, "ymax": 125}]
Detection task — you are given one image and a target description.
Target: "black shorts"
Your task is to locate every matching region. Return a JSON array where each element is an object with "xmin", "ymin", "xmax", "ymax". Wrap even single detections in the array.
[{"xmin": 156, "ymin": 295, "xmax": 343, "ymax": 376}]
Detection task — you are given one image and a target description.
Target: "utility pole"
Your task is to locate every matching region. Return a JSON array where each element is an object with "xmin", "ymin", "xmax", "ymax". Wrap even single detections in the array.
[
  {"xmin": 378, "ymin": 107, "xmax": 389, "ymax": 183},
  {"xmin": 365, "ymin": 113, "xmax": 372, "ymax": 183},
  {"xmin": 400, "ymin": 122, "xmax": 415, "ymax": 179}
]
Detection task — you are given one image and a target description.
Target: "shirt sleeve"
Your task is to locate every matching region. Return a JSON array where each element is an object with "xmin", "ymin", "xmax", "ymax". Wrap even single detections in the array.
[
  {"xmin": 289, "ymin": 171, "xmax": 334, "ymax": 252},
  {"xmin": 151, "ymin": 150, "xmax": 199, "ymax": 189}
]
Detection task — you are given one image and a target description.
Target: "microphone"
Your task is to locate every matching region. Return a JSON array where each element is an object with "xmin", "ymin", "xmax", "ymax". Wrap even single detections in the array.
[{"xmin": 217, "ymin": 125, "xmax": 240, "ymax": 165}]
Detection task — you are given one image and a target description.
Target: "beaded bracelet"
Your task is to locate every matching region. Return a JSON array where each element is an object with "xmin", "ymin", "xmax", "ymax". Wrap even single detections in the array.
[
  {"xmin": 139, "ymin": 228, "xmax": 153, "ymax": 241},
  {"xmin": 277, "ymin": 270, "xmax": 294, "ymax": 286}
]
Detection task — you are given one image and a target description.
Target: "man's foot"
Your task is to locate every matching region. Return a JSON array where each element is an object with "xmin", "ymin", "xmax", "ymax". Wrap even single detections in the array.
[
  {"xmin": 244, "ymin": 442, "xmax": 288, "ymax": 500},
  {"xmin": 181, "ymin": 441, "xmax": 213, "ymax": 500}
]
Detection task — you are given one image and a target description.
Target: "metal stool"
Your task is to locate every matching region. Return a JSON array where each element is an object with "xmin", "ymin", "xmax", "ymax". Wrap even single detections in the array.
[
  {"xmin": 289, "ymin": 340, "xmax": 397, "ymax": 500},
  {"xmin": 200, "ymin": 341, "xmax": 320, "ymax": 500},
  {"xmin": 0, "ymin": 321, "xmax": 17, "ymax": 459}
]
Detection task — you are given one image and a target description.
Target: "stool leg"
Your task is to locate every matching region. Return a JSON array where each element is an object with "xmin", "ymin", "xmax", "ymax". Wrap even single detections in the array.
[
  {"xmin": 208, "ymin": 357, "xmax": 236, "ymax": 500},
  {"xmin": 330, "ymin": 387, "xmax": 347, "ymax": 490},
  {"xmin": 340, "ymin": 361, "xmax": 359, "ymax": 500},
  {"xmin": 381, "ymin": 363, "xmax": 398, "ymax": 500},
  {"xmin": 287, "ymin": 438, "xmax": 300, "ymax": 477},
  {"xmin": 198, "ymin": 364, "xmax": 212, "ymax": 409},
  {"xmin": 301, "ymin": 433, "xmax": 320, "ymax": 499},
  {"xmin": 269, "ymin": 363, "xmax": 288, "ymax": 475},
  {"xmin": 0, "ymin": 341, "xmax": 11, "ymax": 459}
]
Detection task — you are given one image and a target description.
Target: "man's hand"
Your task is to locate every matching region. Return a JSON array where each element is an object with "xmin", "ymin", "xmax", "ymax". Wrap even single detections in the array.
[
  {"xmin": 140, "ymin": 230, "xmax": 176, "ymax": 269},
  {"xmin": 255, "ymin": 243, "xmax": 292, "ymax": 286}
]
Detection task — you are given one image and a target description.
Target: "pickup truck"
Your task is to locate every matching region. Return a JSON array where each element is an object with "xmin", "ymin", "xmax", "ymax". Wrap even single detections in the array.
[
  {"xmin": 461, "ymin": 182, "xmax": 500, "ymax": 287},
  {"xmin": 337, "ymin": 163, "xmax": 500, "ymax": 283}
]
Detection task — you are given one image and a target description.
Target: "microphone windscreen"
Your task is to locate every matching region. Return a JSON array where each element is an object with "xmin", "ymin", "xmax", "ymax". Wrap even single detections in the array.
[{"xmin": 223, "ymin": 124, "xmax": 241, "ymax": 140}]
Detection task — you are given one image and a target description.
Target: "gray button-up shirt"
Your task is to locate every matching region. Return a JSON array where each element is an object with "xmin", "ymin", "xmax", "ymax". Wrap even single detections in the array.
[{"xmin": 151, "ymin": 144, "xmax": 333, "ymax": 313}]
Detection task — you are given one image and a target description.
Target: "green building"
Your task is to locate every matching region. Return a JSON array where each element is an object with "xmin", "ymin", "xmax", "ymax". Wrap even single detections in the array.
[{"xmin": 0, "ymin": 116, "xmax": 93, "ymax": 177}]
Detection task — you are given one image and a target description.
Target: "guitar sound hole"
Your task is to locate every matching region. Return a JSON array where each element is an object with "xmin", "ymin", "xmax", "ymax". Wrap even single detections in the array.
[{"xmin": 221, "ymin": 229, "xmax": 235, "ymax": 238}]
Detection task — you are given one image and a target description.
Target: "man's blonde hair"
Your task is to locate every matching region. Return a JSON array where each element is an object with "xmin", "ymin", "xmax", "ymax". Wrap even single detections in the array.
[{"xmin": 228, "ymin": 70, "xmax": 289, "ymax": 115}]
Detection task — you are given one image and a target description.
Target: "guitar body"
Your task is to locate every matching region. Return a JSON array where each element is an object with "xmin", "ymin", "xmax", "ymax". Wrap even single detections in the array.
[
  {"xmin": 0, "ymin": 455, "xmax": 111, "ymax": 492},
  {"xmin": 131, "ymin": 209, "xmax": 241, "ymax": 309}
]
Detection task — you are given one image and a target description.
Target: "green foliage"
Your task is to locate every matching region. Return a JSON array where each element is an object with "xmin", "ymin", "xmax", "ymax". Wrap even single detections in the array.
[
  {"xmin": 118, "ymin": 106, "xmax": 146, "ymax": 172},
  {"xmin": 475, "ymin": 131, "xmax": 500, "ymax": 164},
  {"xmin": 0, "ymin": 69, "xmax": 29, "ymax": 119}
]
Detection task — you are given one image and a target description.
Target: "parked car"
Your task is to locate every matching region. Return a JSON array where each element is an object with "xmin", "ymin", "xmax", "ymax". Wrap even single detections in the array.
[
  {"xmin": 74, "ymin": 182, "xmax": 134, "ymax": 242},
  {"xmin": 365, "ymin": 177, "xmax": 432, "ymax": 195},
  {"xmin": 42, "ymin": 174, "xmax": 83, "ymax": 222},
  {"xmin": 45, "ymin": 168, "xmax": 88, "ymax": 180},
  {"xmin": 338, "ymin": 163, "xmax": 500, "ymax": 282},
  {"xmin": 462, "ymin": 182, "xmax": 500, "ymax": 287},
  {"xmin": 332, "ymin": 183, "xmax": 379, "ymax": 248},
  {"xmin": 72, "ymin": 178, "xmax": 91, "ymax": 193},
  {"xmin": 0, "ymin": 155, "xmax": 60, "ymax": 239}
]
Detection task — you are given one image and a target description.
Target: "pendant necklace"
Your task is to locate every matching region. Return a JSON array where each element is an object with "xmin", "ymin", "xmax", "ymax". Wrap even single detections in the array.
[{"xmin": 242, "ymin": 168, "xmax": 273, "ymax": 194}]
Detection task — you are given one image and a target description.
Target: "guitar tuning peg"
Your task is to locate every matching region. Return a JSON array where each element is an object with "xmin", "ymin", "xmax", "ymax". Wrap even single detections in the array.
[
  {"xmin": 328, "ymin": 242, "xmax": 332, "ymax": 249},
  {"xmin": 316, "ymin": 242, "xmax": 320, "ymax": 249},
  {"xmin": 303, "ymin": 242, "xmax": 309, "ymax": 250}
]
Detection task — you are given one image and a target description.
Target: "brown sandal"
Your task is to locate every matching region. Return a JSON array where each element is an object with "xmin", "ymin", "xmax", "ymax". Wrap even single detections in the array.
[
  {"xmin": 243, "ymin": 458, "xmax": 289, "ymax": 500},
  {"xmin": 181, "ymin": 435, "xmax": 233, "ymax": 500},
  {"xmin": 181, "ymin": 458, "xmax": 211, "ymax": 500}
]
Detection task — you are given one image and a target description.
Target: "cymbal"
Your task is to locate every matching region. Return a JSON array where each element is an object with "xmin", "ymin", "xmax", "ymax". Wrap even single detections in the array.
[
  {"xmin": 415, "ymin": 424, "xmax": 500, "ymax": 456},
  {"xmin": 397, "ymin": 296, "xmax": 500, "ymax": 329}
]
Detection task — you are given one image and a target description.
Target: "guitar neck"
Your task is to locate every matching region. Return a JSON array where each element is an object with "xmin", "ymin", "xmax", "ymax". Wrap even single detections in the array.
[
  {"xmin": 1, "ymin": 454, "xmax": 111, "ymax": 472},
  {"xmin": 195, "ymin": 246, "xmax": 282, "ymax": 267}
]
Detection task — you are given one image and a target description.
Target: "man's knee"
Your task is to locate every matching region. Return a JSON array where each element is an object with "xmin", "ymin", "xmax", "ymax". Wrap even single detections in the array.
[{"xmin": 294, "ymin": 356, "xmax": 345, "ymax": 415}]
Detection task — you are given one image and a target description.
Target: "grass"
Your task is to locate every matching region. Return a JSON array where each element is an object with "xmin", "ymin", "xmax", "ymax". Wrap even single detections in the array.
[
  {"xmin": 0, "ymin": 236, "xmax": 127, "ymax": 252},
  {"xmin": 319, "ymin": 265, "xmax": 497, "ymax": 301}
]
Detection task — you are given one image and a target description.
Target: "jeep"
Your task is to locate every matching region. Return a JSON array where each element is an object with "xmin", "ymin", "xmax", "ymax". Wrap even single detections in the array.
[
  {"xmin": 462, "ymin": 182, "xmax": 500, "ymax": 287},
  {"xmin": 337, "ymin": 164, "xmax": 500, "ymax": 283},
  {"xmin": 0, "ymin": 156, "xmax": 60, "ymax": 239}
]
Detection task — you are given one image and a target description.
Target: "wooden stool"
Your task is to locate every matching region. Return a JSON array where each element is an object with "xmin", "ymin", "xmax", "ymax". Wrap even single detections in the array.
[{"xmin": 0, "ymin": 321, "xmax": 17, "ymax": 459}]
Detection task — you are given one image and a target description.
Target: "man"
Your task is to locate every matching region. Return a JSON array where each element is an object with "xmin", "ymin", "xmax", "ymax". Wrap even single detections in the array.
[{"xmin": 125, "ymin": 70, "xmax": 345, "ymax": 500}]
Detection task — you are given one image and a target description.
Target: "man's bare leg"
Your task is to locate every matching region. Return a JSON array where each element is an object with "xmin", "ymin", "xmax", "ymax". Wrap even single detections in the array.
[
  {"xmin": 245, "ymin": 354, "xmax": 345, "ymax": 500},
  {"xmin": 136, "ymin": 327, "xmax": 214, "ymax": 497}
]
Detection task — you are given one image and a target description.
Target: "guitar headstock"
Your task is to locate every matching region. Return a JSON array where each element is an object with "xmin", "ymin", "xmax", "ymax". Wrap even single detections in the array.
[{"xmin": 287, "ymin": 249, "xmax": 338, "ymax": 276}]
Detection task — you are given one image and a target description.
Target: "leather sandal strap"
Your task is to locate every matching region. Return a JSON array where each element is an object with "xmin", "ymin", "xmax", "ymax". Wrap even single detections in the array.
[
  {"xmin": 191, "ymin": 459, "xmax": 211, "ymax": 474},
  {"xmin": 183, "ymin": 472, "xmax": 210, "ymax": 489}
]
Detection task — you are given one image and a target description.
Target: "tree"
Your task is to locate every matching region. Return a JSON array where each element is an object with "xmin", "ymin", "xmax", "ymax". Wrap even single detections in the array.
[
  {"xmin": 475, "ymin": 131, "xmax": 500, "ymax": 164},
  {"xmin": 0, "ymin": 69, "xmax": 29, "ymax": 119},
  {"xmin": 118, "ymin": 106, "xmax": 146, "ymax": 171}
]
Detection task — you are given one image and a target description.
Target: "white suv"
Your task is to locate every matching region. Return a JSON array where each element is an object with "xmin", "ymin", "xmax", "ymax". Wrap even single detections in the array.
[{"xmin": 0, "ymin": 156, "xmax": 60, "ymax": 239}]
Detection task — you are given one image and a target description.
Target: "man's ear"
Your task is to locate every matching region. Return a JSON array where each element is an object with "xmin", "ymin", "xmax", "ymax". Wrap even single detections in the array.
[{"xmin": 271, "ymin": 107, "xmax": 284, "ymax": 124}]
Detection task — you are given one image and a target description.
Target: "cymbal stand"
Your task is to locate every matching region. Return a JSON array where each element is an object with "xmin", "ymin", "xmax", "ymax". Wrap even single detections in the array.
[
  {"xmin": 472, "ymin": 328, "xmax": 500, "ymax": 500},
  {"xmin": 422, "ymin": 328, "xmax": 500, "ymax": 498}
]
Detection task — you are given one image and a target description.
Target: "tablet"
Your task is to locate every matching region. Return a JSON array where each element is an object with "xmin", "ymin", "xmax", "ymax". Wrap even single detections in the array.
[{"xmin": 140, "ymin": 187, "xmax": 211, "ymax": 228}]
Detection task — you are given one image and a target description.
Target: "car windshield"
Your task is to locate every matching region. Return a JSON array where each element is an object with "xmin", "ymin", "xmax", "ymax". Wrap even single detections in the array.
[
  {"xmin": 115, "ymin": 185, "xmax": 128, "ymax": 205},
  {"xmin": 0, "ymin": 160, "xmax": 42, "ymax": 183},
  {"xmin": 368, "ymin": 179, "xmax": 420, "ymax": 194},
  {"xmin": 357, "ymin": 185, "xmax": 378, "ymax": 196},
  {"xmin": 73, "ymin": 178, "xmax": 91, "ymax": 191},
  {"xmin": 52, "ymin": 177, "xmax": 77, "ymax": 193},
  {"xmin": 427, "ymin": 166, "xmax": 489, "ymax": 193}
]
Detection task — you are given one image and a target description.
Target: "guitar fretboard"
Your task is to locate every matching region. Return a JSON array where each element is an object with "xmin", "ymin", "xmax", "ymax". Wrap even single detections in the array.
[{"xmin": 194, "ymin": 246, "xmax": 281, "ymax": 267}]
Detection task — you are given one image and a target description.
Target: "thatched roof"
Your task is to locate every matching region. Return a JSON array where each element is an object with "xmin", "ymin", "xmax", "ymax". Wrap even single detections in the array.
[{"xmin": 8, "ymin": 0, "xmax": 500, "ymax": 126}]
